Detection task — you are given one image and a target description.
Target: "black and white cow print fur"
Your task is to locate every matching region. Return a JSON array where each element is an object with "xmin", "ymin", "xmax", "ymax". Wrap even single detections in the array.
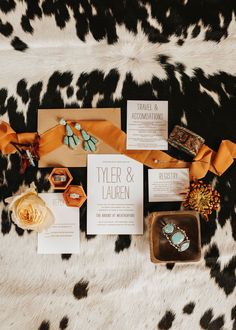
[{"xmin": 0, "ymin": 1, "xmax": 236, "ymax": 329}]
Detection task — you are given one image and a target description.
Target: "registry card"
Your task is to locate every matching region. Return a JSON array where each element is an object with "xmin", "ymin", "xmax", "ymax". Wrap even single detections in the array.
[{"xmin": 148, "ymin": 168, "xmax": 189, "ymax": 202}]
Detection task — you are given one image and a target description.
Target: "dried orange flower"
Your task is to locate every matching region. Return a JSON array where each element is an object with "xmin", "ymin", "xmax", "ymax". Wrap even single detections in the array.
[{"xmin": 183, "ymin": 180, "xmax": 220, "ymax": 220}]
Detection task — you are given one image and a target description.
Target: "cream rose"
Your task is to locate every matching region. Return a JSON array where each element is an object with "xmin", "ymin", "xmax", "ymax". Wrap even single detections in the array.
[{"xmin": 6, "ymin": 185, "xmax": 55, "ymax": 232}]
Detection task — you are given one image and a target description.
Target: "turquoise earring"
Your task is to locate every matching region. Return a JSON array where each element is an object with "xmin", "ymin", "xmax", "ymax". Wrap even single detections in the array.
[
  {"xmin": 60, "ymin": 119, "xmax": 80, "ymax": 149},
  {"xmin": 74, "ymin": 123, "xmax": 98, "ymax": 152}
]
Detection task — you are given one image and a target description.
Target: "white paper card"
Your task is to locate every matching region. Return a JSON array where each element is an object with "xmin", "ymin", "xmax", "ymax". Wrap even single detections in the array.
[
  {"xmin": 87, "ymin": 154, "xmax": 143, "ymax": 235},
  {"xmin": 127, "ymin": 100, "xmax": 168, "ymax": 150},
  {"xmin": 38, "ymin": 193, "xmax": 80, "ymax": 254},
  {"xmin": 148, "ymin": 168, "xmax": 189, "ymax": 202}
]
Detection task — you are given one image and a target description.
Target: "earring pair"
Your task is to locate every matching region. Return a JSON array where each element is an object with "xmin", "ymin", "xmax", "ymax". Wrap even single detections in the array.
[{"xmin": 59, "ymin": 119, "xmax": 98, "ymax": 152}]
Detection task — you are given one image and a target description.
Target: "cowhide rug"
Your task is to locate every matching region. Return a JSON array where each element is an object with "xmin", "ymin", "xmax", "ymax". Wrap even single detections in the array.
[{"xmin": 0, "ymin": 1, "xmax": 236, "ymax": 329}]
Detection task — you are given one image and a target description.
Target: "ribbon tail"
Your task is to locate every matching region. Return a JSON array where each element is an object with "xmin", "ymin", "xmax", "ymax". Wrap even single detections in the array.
[{"xmin": 211, "ymin": 140, "xmax": 236, "ymax": 176}]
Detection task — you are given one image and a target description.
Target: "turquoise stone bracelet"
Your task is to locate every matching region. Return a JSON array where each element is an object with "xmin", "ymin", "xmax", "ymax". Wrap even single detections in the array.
[{"xmin": 162, "ymin": 223, "xmax": 190, "ymax": 252}]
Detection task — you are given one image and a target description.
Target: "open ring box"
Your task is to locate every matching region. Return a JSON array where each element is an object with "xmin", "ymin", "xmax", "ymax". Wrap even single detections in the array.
[
  {"xmin": 63, "ymin": 185, "xmax": 87, "ymax": 208},
  {"xmin": 48, "ymin": 167, "xmax": 73, "ymax": 190},
  {"xmin": 149, "ymin": 210, "xmax": 201, "ymax": 263}
]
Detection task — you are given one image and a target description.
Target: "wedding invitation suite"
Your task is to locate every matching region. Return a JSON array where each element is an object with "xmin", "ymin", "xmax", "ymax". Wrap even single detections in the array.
[
  {"xmin": 126, "ymin": 100, "xmax": 168, "ymax": 150},
  {"xmin": 148, "ymin": 168, "xmax": 189, "ymax": 202},
  {"xmin": 38, "ymin": 193, "xmax": 80, "ymax": 254},
  {"xmin": 87, "ymin": 155, "xmax": 143, "ymax": 235}
]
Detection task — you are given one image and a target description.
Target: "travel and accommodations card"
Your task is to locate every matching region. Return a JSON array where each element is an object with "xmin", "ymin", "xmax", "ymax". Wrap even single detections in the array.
[
  {"xmin": 38, "ymin": 193, "xmax": 80, "ymax": 254},
  {"xmin": 87, "ymin": 154, "xmax": 143, "ymax": 235},
  {"xmin": 126, "ymin": 100, "xmax": 168, "ymax": 150},
  {"xmin": 38, "ymin": 108, "xmax": 121, "ymax": 167},
  {"xmin": 148, "ymin": 168, "xmax": 189, "ymax": 202}
]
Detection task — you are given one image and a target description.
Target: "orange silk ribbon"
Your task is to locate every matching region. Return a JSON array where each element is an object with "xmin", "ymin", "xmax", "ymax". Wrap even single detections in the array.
[{"xmin": 0, "ymin": 120, "xmax": 236, "ymax": 179}]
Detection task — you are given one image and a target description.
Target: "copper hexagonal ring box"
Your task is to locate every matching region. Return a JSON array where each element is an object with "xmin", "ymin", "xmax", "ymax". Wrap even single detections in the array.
[
  {"xmin": 48, "ymin": 167, "xmax": 73, "ymax": 190},
  {"xmin": 63, "ymin": 185, "xmax": 87, "ymax": 208}
]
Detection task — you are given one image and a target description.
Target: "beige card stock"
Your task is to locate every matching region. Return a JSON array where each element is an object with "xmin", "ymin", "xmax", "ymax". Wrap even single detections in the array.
[
  {"xmin": 38, "ymin": 108, "xmax": 121, "ymax": 167},
  {"xmin": 87, "ymin": 154, "xmax": 144, "ymax": 235},
  {"xmin": 148, "ymin": 168, "xmax": 189, "ymax": 202},
  {"xmin": 38, "ymin": 193, "xmax": 80, "ymax": 254}
]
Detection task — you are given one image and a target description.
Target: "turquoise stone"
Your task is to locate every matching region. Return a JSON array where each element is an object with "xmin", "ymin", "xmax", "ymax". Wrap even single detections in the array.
[
  {"xmin": 163, "ymin": 224, "xmax": 174, "ymax": 234},
  {"xmin": 83, "ymin": 141, "xmax": 90, "ymax": 151},
  {"xmin": 26, "ymin": 150, "xmax": 35, "ymax": 167},
  {"xmin": 171, "ymin": 231, "xmax": 185, "ymax": 245},
  {"xmin": 73, "ymin": 135, "xmax": 80, "ymax": 145},
  {"xmin": 68, "ymin": 136, "xmax": 77, "ymax": 149},
  {"xmin": 66, "ymin": 124, "xmax": 73, "ymax": 137},
  {"xmin": 59, "ymin": 118, "xmax": 66, "ymax": 126},
  {"xmin": 81, "ymin": 130, "xmax": 90, "ymax": 141},
  {"xmin": 64, "ymin": 136, "xmax": 69, "ymax": 146},
  {"xmin": 90, "ymin": 136, "xmax": 98, "ymax": 144},
  {"xmin": 88, "ymin": 139, "xmax": 96, "ymax": 152},
  {"xmin": 179, "ymin": 241, "xmax": 190, "ymax": 252},
  {"xmin": 75, "ymin": 123, "xmax": 81, "ymax": 130}
]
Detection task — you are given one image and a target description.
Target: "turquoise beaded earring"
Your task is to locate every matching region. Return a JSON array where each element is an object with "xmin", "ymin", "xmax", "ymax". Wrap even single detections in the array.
[
  {"xmin": 59, "ymin": 119, "xmax": 98, "ymax": 152},
  {"xmin": 59, "ymin": 119, "xmax": 80, "ymax": 149},
  {"xmin": 74, "ymin": 123, "xmax": 98, "ymax": 152}
]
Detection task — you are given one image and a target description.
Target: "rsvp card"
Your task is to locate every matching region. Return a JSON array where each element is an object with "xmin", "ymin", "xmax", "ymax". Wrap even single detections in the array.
[
  {"xmin": 148, "ymin": 168, "xmax": 189, "ymax": 202},
  {"xmin": 38, "ymin": 193, "xmax": 80, "ymax": 254},
  {"xmin": 87, "ymin": 154, "xmax": 143, "ymax": 235},
  {"xmin": 127, "ymin": 100, "xmax": 168, "ymax": 150}
]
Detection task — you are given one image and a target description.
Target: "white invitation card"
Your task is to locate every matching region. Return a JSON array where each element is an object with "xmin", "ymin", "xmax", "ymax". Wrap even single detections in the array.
[
  {"xmin": 87, "ymin": 154, "xmax": 143, "ymax": 235},
  {"xmin": 148, "ymin": 168, "xmax": 189, "ymax": 202},
  {"xmin": 38, "ymin": 193, "xmax": 80, "ymax": 254},
  {"xmin": 127, "ymin": 100, "xmax": 168, "ymax": 150}
]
